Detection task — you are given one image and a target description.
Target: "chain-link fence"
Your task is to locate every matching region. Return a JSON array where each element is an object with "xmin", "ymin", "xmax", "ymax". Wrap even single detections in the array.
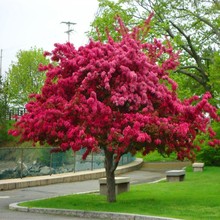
[{"xmin": 0, "ymin": 147, "xmax": 135, "ymax": 180}]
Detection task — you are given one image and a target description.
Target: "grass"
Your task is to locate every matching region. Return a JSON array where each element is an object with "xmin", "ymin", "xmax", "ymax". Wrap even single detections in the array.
[{"xmin": 20, "ymin": 166, "xmax": 220, "ymax": 220}]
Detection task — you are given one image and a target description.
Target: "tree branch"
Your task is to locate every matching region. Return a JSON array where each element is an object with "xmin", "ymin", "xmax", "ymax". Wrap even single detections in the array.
[
  {"xmin": 192, "ymin": 14, "xmax": 220, "ymax": 42},
  {"xmin": 174, "ymin": 68, "xmax": 203, "ymax": 83},
  {"xmin": 175, "ymin": 68, "xmax": 211, "ymax": 91},
  {"xmin": 178, "ymin": 65, "xmax": 202, "ymax": 72},
  {"xmin": 169, "ymin": 21, "xmax": 210, "ymax": 83},
  {"xmin": 111, "ymin": 159, "xmax": 119, "ymax": 173},
  {"xmin": 133, "ymin": 0, "xmax": 213, "ymax": 92},
  {"xmin": 149, "ymin": 5, "xmax": 195, "ymax": 57}
]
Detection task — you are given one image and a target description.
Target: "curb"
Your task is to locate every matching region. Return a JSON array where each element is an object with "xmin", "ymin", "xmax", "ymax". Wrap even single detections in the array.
[{"xmin": 9, "ymin": 202, "xmax": 181, "ymax": 220}]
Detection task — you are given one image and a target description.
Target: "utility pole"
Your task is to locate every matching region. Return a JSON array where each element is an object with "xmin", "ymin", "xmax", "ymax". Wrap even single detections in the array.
[{"xmin": 61, "ymin": 21, "xmax": 76, "ymax": 42}]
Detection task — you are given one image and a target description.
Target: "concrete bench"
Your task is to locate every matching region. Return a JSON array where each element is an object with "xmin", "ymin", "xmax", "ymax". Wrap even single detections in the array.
[
  {"xmin": 99, "ymin": 177, "xmax": 130, "ymax": 195},
  {"xmin": 192, "ymin": 162, "xmax": 204, "ymax": 172},
  {"xmin": 166, "ymin": 170, "xmax": 185, "ymax": 182}
]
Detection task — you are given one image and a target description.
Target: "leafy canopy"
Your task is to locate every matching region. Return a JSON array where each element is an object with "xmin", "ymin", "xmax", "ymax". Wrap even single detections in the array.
[
  {"xmin": 9, "ymin": 15, "xmax": 220, "ymax": 162},
  {"xmin": 89, "ymin": 0, "xmax": 220, "ymax": 103},
  {"xmin": 6, "ymin": 47, "xmax": 49, "ymax": 106},
  {"xmin": 0, "ymin": 75, "xmax": 8, "ymax": 143}
]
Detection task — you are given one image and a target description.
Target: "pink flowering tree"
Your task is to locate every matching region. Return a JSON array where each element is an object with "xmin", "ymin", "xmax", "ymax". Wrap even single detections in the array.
[{"xmin": 9, "ymin": 15, "xmax": 220, "ymax": 202}]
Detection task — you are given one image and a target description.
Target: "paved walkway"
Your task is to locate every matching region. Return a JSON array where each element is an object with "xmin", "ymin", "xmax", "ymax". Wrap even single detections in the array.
[
  {"xmin": 0, "ymin": 160, "xmax": 190, "ymax": 220},
  {"xmin": 0, "ymin": 168, "xmax": 166, "ymax": 220}
]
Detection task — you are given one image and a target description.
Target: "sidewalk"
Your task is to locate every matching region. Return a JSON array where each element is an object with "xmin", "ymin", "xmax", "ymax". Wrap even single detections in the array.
[
  {"xmin": 9, "ymin": 169, "xmax": 172, "ymax": 220},
  {"xmin": 0, "ymin": 158, "xmax": 143, "ymax": 191},
  {"xmin": 1, "ymin": 159, "xmax": 189, "ymax": 220}
]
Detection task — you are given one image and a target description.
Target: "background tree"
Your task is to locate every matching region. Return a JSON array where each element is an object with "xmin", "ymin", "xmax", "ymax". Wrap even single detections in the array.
[
  {"xmin": 6, "ymin": 47, "xmax": 49, "ymax": 107},
  {"xmin": 10, "ymin": 17, "xmax": 220, "ymax": 202},
  {"xmin": 89, "ymin": 0, "xmax": 220, "ymax": 103},
  {"xmin": 208, "ymin": 51, "xmax": 220, "ymax": 106},
  {"xmin": 0, "ymin": 75, "xmax": 8, "ymax": 144}
]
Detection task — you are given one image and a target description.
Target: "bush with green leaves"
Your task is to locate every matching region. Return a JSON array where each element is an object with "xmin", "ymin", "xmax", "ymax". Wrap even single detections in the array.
[
  {"xmin": 0, "ymin": 120, "xmax": 15, "ymax": 145},
  {"xmin": 196, "ymin": 120, "xmax": 220, "ymax": 166}
]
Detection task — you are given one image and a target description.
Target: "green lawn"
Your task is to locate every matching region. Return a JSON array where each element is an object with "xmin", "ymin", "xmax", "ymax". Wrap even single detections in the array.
[{"xmin": 20, "ymin": 166, "xmax": 220, "ymax": 220}]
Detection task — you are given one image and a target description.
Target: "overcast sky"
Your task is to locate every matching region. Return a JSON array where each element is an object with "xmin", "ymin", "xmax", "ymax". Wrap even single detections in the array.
[{"xmin": 0, "ymin": 0, "xmax": 99, "ymax": 78}]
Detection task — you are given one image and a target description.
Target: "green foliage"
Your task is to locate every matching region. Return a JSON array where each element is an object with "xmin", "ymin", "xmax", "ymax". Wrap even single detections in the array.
[
  {"xmin": 0, "ymin": 120, "xmax": 16, "ymax": 145},
  {"xmin": 39, "ymin": 149, "xmax": 66, "ymax": 168},
  {"xmin": 209, "ymin": 52, "xmax": 220, "ymax": 106},
  {"xmin": 89, "ymin": 0, "xmax": 137, "ymax": 42},
  {"xmin": 0, "ymin": 117, "xmax": 7, "ymax": 144},
  {"xmin": 89, "ymin": 0, "xmax": 220, "ymax": 100},
  {"xmin": 169, "ymin": 72, "xmax": 204, "ymax": 100},
  {"xmin": 197, "ymin": 146, "xmax": 220, "ymax": 166},
  {"xmin": 136, "ymin": 151, "xmax": 177, "ymax": 162},
  {"xmin": 196, "ymin": 121, "xmax": 220, "ymax": 166},
  {"xmin": 20, "ymin": 166, "xmax": 220, "ymax": 220},
  {"xmin": 37, "ymin": 147, "xmax": 51, "ymax": 166},
  {"xmin": 0, "ymin": 75, "xmax": 9, "ymax": 144},
  {"xmin": 6, "ymin": 47, "xmax": 49, "ymax": 106}
]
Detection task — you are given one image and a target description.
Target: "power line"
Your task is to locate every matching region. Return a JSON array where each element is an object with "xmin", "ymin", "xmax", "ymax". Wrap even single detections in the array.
[{"xmin": 61, "ymin": 21, "xmax": 76, "ymax": 42}]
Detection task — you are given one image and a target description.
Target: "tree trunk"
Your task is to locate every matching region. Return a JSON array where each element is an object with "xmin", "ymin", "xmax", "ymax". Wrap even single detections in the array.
[{"xmin": 104, "ymin": 149, "xmax": 117, "ymax": 203}]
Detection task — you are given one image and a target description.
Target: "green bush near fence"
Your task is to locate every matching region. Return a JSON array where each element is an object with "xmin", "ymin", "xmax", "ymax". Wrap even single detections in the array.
[
  {"xmin": 195, "ymin": 121, "xmax": 220, "ymax": 166},
  {"xmin": 0, "ymin": 120, "xmax": 15, "ymax": 145},
  {"xmin": 196, "ymin": 146, "xmax": 220, "ymax": 166},
  {"xmin": 38, "ymin": 147, "xmax": 51, "ymax": 166},
  {"xmin": 37, "ymin": 148, "xmax": 67, "ymax": 169}
]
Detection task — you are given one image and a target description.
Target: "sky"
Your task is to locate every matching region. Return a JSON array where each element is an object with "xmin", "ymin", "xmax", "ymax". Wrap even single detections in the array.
[{"xmin": 0, "ymin": 0, "xmax": 99, "ymax": 79}]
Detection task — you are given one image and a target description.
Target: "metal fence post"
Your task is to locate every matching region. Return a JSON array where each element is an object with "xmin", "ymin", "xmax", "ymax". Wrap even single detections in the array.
[
  {"xmin": 20, "ymin": 148, "xmax": 24, "ymax": 179},
  {"xmin": 73, "ymin": 151, "xmax": 76, "ymax": 173},
  {"xmin": 91, "ymin": 152, "xmax": 94, "ymax": 171},
  {"xmin": 50, "ymin": 152, "xmax": 53, "ymax": 176}
]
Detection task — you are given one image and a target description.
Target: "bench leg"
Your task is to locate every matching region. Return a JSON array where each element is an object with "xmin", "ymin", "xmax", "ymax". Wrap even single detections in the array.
[
  {"xmin": 116, "ymin": 183, "xmax": 130, "ymax": 194},
  {"xmin": 100, "ymin": 184, "xmax": 108, "ymax": 195},
  {"xmin": 167, "ymin": 175, "xmax": 185, "ymax": 182},
  {"xmin": 193, "ymin": 167, "xmax": 204, "ymax": 172},
  {"xmin": 100, "ymin": 183, "xmax": 130, "ymax": 195}
]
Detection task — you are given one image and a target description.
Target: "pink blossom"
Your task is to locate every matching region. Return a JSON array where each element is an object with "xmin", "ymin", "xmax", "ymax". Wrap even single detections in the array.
[
  {"xmin": 209, "ymin": 139, "xmax": 220, "ymax": 147},
  {"xmin": 137, "ymin": 133, "xmax": 146, "ymax": 142},
  {"xmin": 154, "ymin": 139, "xmax": 162, "ymax": 145},
  {"xmin": 177, "ymin": 123, "xmax": 189, "ymax": 137}
]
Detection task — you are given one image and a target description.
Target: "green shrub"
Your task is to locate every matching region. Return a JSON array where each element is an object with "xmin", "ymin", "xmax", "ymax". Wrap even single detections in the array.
[
  {"xmin": 195, "ymin": 120, "xmax": 220, "ymax": 166},
  {"xmin": 196, "ymin": 146, "xmax": 220, "ymax": 166},
  {"xmin": 0, "ymin": 120, "xmax": 16, "ymax": 145},
  {"xmin": 38, "ymin": 147, "xmax": 67, "ymax": 168},
  {"xmin": 38, "ymin": 147, "xmax": 51, "ymax": 166}
]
